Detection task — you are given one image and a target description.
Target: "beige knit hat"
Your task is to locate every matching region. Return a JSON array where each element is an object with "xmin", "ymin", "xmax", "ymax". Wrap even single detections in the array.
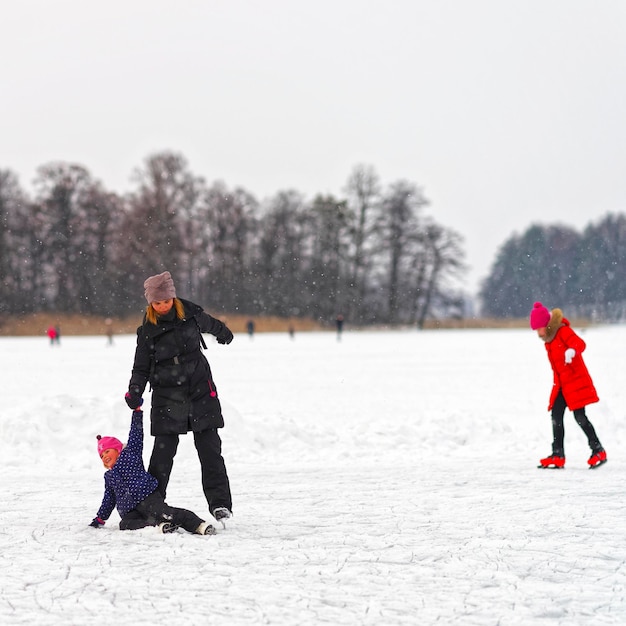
[{"xmin": 144, "ymin": 271, "xmax": 176, "ymax": 303}]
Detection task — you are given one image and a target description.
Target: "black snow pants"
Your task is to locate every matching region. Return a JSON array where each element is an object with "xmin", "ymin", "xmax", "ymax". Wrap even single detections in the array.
[
  {"xmin": 148, "ymin": 428, "xmax": 232, "ymax": 516},
  {"xmin": 119, "ymin": 490, "xmax": 204, "ymax": 533},
  {"xmin": 550, "ymin": 390, "xmax": 602, "ymax": 455}
]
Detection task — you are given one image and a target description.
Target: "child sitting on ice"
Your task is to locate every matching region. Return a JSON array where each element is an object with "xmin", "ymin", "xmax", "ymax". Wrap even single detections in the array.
[{"xmin": 89, "ymin": 403, "xmax": 215, "ymax": 535}]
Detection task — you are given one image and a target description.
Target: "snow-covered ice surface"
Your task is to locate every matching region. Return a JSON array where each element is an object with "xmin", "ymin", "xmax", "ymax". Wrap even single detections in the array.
[{"xmin": 2, "ymin": 325, "xmax": 626, "ymax": 625}]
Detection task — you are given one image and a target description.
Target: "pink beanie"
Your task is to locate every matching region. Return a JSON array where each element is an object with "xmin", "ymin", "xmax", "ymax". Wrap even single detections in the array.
[
  {"xmin": 529, "ymin": 301, "xmax": 551, "ymax": 330},
  {"xmin": 97, "ymin": 435, "xmax": 123, "ymax": 456},
  {"xmin": 144, "ymin": 271, "xmax": 176, "ymax": 303}
]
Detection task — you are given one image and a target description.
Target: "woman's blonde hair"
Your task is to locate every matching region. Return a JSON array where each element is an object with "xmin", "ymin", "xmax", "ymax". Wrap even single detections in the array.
[{"xmin": 145, "ymin": 298, "xmax": 185, "ymax": 325}]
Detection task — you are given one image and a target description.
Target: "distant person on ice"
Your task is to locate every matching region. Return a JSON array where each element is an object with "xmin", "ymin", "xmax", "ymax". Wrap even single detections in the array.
[
  {"xmin": 530, "ymin": 301, "xmax": 607, "ymax": 469},
  {"xmin": 105, "ymin": 318, "xmax": 114, "ymax": 345},
  {"xmin": 89, "ymin": 403, "xmax": 216, "ymax": 535},
  {"xmin": 47, "ymin": 325, "xmax": 58, "ymax": 346},
  {"xmin": 335, "ymin": 314, "xmax": 344, "ymax": 341},
  {"xmin": 125, "ymin": 271, "xmax": 234, "ymax": 526}
]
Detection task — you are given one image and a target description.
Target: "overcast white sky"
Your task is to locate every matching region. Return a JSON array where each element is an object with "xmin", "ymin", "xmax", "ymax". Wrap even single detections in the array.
[{"xmin": 2, "ymin": 1, "xmax": 625, "ymax": 294}]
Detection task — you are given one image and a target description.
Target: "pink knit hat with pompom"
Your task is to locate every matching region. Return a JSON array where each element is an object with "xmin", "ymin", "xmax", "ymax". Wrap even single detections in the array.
[
  {"xmin": 97, "ymin": 435, "xmax": 123, "ymax": 456},
  {"xmin": 529, "ymin": 302, "xmax": 551, "ymax": 330}
]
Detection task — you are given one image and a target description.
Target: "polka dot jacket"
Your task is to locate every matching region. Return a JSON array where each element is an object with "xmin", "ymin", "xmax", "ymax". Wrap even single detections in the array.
[{"xmin": 96, "ymin": 411, "xmax": 159, "ymax": 521}]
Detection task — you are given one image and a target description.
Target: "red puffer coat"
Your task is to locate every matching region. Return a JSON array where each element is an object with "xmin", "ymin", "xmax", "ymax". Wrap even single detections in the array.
[{"xmin": 544, "ymin": 312, "xmax": 599, "ymax": 411}]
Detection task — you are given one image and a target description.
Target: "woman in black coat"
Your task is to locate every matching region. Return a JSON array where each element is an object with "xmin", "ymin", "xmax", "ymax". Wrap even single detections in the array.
[{"xmin": 125, "ymin": 271, "xmax": 234, "ymax": 523}]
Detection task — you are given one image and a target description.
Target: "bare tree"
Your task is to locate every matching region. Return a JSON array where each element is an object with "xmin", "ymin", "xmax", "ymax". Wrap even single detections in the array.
[
  {"xmin": 33, "ymin": 163, "xmax": 106, "ymax": 311},
  {"xmin": 0, "ymin": 170, "xmax": 33, "ymax": 313},
  {"xmin": 255, "ymin": 190, "xmax": 310, "ymax": 316},
  {"xmin": 122, "ymin": 151, "xmax": 208, "ymax": 297},
  {"xmin": 202, "ymin": 181, "xmax": 258, "ymax": 312},
  {"xmin": 410, "ymin": 221, "xmax": 465, "ymax": 328},
  {"xmin": 75, "ymin": 186, "xmax": 126, "ymax": 314},
  {"xmin": 344, "ymin": 164, "xmax": 380, "ymax": 322},
  {"xmin": 307, "ymin": 194, "xmax": 352, "ymax": 321},
  {"xmin": 375, "ymin": 180, "xmax": 429, "ymax": 322}
]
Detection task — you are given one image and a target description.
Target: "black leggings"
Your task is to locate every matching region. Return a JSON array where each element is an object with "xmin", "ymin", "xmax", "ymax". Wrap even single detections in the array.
[
  {"xmin": 148, "ymin": 428, "xmax": 232, "ymax": 515},
  {"xmin": 551, "ymin": 390, "xmax": 601, "ymax": 455},
  {"xmin": 119, "ymin": 490, "xmax": 204, "ymax": 533}
]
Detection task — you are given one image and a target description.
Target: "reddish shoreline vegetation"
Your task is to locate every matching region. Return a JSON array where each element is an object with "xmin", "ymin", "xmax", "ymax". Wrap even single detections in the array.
[
  {"xmin": 0, "ymin": 313, "xmax": 324, "ymax": 337},
  {"xmin": 0, "ymin": 313, "xmax": 594, "ymax": 337}
]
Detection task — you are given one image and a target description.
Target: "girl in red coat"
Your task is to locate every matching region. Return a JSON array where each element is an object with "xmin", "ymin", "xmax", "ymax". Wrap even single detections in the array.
[{"xmin": 530, "ymin": 302, "xmax": 607, "ymax": 469}]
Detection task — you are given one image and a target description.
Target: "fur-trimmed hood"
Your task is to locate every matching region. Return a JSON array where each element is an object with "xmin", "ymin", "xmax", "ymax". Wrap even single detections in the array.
[{"xmin": 542, "ymin": 308, "xmax": 565, "ymax": 343}]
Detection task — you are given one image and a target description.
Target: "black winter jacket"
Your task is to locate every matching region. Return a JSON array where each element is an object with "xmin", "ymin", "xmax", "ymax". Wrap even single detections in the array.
[{"xmin": 129, "ymin": 298, "xmax": 229, "ymax": 435}]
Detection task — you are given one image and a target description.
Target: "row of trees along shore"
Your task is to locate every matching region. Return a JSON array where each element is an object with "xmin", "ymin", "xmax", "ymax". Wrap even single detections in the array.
[
  {"xmin": 0, "ymin": 152, "xmax": 467, "ymax": 326},
  {"xmin": 480, "ymin": 215, "xmax": 626, "ymax": 322}
]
